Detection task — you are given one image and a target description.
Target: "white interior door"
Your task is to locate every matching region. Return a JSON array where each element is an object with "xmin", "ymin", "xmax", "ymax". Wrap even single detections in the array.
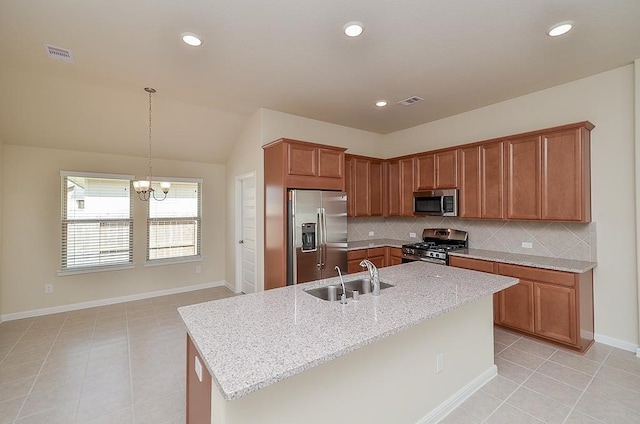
[{"xmin": 237, "ymin": 174, "xmax": 257, "ymax": 293}]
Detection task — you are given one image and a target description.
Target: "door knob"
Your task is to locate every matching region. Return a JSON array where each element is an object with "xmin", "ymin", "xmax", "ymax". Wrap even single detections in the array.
[{"xmin": 238, "ymin": 240, "xmax": 244, "ymax": 244}]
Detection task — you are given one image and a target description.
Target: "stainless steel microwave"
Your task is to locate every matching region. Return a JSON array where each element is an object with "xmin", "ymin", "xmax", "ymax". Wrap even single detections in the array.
[{"xmin": 413, "ymin": 189, "xmax": 458, "ymax": 217}]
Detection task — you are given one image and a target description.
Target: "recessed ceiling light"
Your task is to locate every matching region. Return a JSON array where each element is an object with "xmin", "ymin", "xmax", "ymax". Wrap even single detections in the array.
[
  {"xmin": 344, "ymin": 21, "xmax": 364, "ymax": 37},
  {"xmin": 181, "ymin": 32, "xmax": 202, "ymax": 46},
  {"xmin": 375, "ymin": 100, "xmax": 388, "ymax": 107},
  {"xmin": 547, "ymin": 21, "xmax": 574, "ymax": 37}
]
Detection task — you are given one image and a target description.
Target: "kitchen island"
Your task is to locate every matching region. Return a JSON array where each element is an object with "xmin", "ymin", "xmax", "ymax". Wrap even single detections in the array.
[{"xmin": 179, "ymin": 261, "xmax": 518, "ymax": 424}]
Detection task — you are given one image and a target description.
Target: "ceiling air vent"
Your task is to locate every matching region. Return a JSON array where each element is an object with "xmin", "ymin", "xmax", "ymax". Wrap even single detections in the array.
[
  {"xmin": 43, "ymin": 44, "xmax": 74, "ymax": 63},
  {"xmin": 398, "ymin": 96, "xmax": 424, "ymax": 106}
]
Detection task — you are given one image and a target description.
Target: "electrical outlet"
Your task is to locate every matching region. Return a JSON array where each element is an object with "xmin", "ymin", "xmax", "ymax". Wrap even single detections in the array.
[
  {"xmin": 45, "ymin": 283, "xmax": 53, "ymax": 294},
  {"xmin": 368, "ymin": 231, "xmax": 374, "ymax": 236},
  {"xmin": 436, "ymin": 353, "xmax": 444, "ymax": 373},
  {"xmin": 521, "ymin": 242, "xmax": 533, "ymax": 249},
  {"xmin": 410, "ymin": 232, "xmax": 417, "ymax": 238},
  {"xmin": 195, "ymin": 266, "xmax": 201, "ymax": 274}
]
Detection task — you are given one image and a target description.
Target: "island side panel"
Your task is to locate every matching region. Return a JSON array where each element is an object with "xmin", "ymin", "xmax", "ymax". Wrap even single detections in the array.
[
  {"xmin": 187, "ymin": 335, "xmax": 212, "ymax": 424},
  {"xmin": 211, "ymin": 296, "xmax": 494, "ymax": 424}
]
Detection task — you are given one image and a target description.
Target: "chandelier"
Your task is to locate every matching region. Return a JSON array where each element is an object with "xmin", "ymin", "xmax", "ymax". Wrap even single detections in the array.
[{"xmin": 133, "ymin": 87, "xmax": 170, "ymax": 201}]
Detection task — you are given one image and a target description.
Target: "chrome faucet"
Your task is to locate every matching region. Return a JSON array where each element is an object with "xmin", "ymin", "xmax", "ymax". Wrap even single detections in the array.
[
  {"xmin": 334, "ymin": 266, "xmax": 348, "ymax": 304},
  {"xmin": 359, "ymin": 259, "xmax": 380, "ymax": 296}
]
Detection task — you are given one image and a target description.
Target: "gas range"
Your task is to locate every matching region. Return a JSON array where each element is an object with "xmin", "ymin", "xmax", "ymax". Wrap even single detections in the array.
[{"xmin": 401, "ymin": 228, "xmax": 468, "ymax": 265}]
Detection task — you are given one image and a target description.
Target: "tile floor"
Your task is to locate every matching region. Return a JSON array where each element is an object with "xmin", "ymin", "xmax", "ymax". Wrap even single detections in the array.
[{"xmin": 1, "ymin": 287, "xmax": 639, "ymax": 424}]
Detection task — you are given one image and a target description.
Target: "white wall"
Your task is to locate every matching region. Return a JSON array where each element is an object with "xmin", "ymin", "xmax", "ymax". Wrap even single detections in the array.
[
  {"xmin": 382, "ymin": 65, "xmax": 638, "ymax": 348},
  {"xmin": 1, "ymin": 145, "xmax": 227, "ymax": 316}
]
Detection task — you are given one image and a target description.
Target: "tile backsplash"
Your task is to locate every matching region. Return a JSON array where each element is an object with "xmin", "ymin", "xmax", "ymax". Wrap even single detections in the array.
[{"xmin": 348, "ymin": 217, "xmax": 597, "ymax": 262}]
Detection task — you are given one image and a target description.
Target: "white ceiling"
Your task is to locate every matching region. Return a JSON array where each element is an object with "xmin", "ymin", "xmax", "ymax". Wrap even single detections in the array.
[{"xmin": 1, "ymin": 0, "xmax": 639, "ymax": 163}]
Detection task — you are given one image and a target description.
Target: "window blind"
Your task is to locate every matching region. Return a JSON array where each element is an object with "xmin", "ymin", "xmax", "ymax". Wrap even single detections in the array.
[
  {"xmin": 147, "ymin": 181, "xmax": 202, "ymax": 261},
  {"xmin": 61, "ymin": 174, "xmax": 133, "ymax": 271}
]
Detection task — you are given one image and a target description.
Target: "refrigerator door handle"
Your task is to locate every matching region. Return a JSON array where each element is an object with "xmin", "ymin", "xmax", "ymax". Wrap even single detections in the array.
[
  {"xmin": 321, "ymin": 207, "xmax": 327, "ymax": 269},
  {"xmin": 316, "ymin": 209, "xmax": 322, "ymax": 269}
]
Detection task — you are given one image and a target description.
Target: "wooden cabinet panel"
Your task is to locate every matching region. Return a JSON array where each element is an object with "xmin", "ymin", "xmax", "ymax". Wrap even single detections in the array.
[
  {"xmin": 318, "ymin": 148, "xmax": 343, "ymax": 178},
  {"xmin": 347, "ymin": 249, "xmax": 367, "ymax": 274},
  {"xmin": 187, "ymin": 335, "xmax": 212, "ymax": 424},
  {"xmin": 287, "ymin": 143, "xmax": 317, "ymax": 177},
  {"xmin": 415, "ymin": 150, "xmax": 457, "ymax": 190},
  {"xmin": 386, "ymin": 161, "xmax": 400, "ymax": 216},
  {"xmin": 498, "ymin": 280, "xmax": 535, "ymax": 333},
  {"xmin": 414, "ymin": 154, "xmax": 435, "ymax": 190},
  {"xmin": 370, "ymin": 160, "xmax": 384, "ymax": 216},
  {"xmin": 506, "ymin": 136, "xmax": 541, "ymax": 219},
  {"xmin": 400, "ymin": 158, "xmax": 415, "ymax": 216},
  {"xmin": 534, "ymin": 283, "xmax": 577, "ymax": 345},
  {"xmin": 541, "ymin": 128, "xmax": 590, "ymax": 221},
  {"xmin": 436, "ymin": 149, "xmax": 458, "ymax": 188},
  {"xmin": 481, "ymin": 141, "xmax": 505, "ymax": 219},
  {"xmin": 368, "ymin": 255, "xmax": 385, "ymax": 268},
  {"xmin": 497, "ymin": 263, "xmax": 574, "ymax": 287},
  {"xmin": 386, "ymin": 158, "xmax": 414, "ymax": 216},
  {"xmin": 458, "ymin": 146, "xmax": 482, "ymax": 218},
  {"xmin": 388, "ymin": 247, "xmax": 403, "ymax": 266},
  {"xmin": 345, "ymin": 155, "xmax": 384, "ymax": 217},
  {"xmin": 449, "ymin": 256, "xmax": 496, "ymax": 273}
]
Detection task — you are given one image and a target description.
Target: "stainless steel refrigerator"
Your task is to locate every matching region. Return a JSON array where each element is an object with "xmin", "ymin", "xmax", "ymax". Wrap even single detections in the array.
[{"xmin": 287, "ymin": 189, "xmax": 347, "ymax": 285}]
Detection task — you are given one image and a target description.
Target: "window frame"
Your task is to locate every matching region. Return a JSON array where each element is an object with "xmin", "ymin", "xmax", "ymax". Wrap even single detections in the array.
[
  {"xmin": 145, "ymin": 177, "xmax": 203, "ymax": 266},
  {"xmin": 59, "ymin": 171, "xmax": 135, "ymax": 276}
]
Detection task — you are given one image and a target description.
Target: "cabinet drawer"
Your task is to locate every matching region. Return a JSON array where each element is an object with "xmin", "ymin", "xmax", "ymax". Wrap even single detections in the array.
[
  {"xmin": 449, "ymin": 256, "xmax": 496, "ymax": 273},
  {"xmin": 367, "ymin": 247, "xmax": 385, "ymax": 257},
  {"xmin": 347, "ymin": 249, "xmax": 367, "ymax": 260},
  {"xmin": 497, "ymin": 263, "xmax": 574, "ymax": 287}
]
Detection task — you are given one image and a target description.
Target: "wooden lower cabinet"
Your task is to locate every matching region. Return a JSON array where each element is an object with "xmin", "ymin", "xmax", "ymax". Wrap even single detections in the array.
[
  {"xmin": 347, "ymin": 247, "xmax": 393, "ymax": 273},
  {"xmin": 187, "ymin": 335, "xmax": 212, "ymax": 424},
  {"xmin": 498, "ymin": 280, "xmax": 534, "ymax": 333},
  {"xmin": 449, "ymin": 256, "xmax": 594, "ymax": 352},
  {"xmin": 387, "ymin": 247, "xmax": 403, "ymax": 266}
]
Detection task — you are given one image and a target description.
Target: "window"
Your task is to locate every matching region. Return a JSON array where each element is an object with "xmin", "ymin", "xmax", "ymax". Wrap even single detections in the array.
[
  {"xmin": 147, "ymin": 179, "xmax": 202, "ymax": 262},
  {"xmin": 61, "ymin": 172, "xmax": 134, "ymax": 273}
]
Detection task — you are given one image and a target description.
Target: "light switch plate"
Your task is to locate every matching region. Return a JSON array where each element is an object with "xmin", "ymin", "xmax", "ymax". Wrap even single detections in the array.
[
  {"xmin": 410, "ymin": 232, "xmax": 416, "ymax": 238},
  {"xmin": 368, "ymin": 231, "xmax": 374, "ymax": 236},
  {"xmin": 521, "ymin": 242, "xmax": 533, "ymax": 249}
]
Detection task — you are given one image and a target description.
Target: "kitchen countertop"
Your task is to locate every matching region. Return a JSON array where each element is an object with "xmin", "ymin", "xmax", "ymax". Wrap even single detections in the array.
[
  {"xmin": 449, "ymin": 249, "xmax": 597, "ymax": 274},
  {"xmin": 178, "ymin": 261, "xmax": 518, "ymax": 400},
  {"xmin": 347, "ymin": 238, "xmax": 406, "ymax": 250}
]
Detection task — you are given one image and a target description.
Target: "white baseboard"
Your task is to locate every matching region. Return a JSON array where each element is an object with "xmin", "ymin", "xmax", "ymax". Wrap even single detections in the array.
[
  {"xmin": 225, "ymin": 280, "xmax": 241, "ymax": 294},
  {"xmin": 1, "ymin": 280, "xmax": 227, "ymax": 322},
  {"xmin": 417, "ymin": 365, "xmax": 498, "ymax": 424},
  {"xmin": 594, "ymin": 333, "xmax": 640, "ymax": 354}
]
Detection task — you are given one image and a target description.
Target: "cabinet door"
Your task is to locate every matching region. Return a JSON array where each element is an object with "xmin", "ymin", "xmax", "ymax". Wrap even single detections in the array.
[
  {"xmin": 318, "ymin": 148, "xmax": 344, "ymax": 179},
  {"xmin": 386, "ymin": 161, "xmax": 400, "ymax": 216},
  {"xmin": 506, "ymin": 136, "xmax": 541, "ymax": 219},
  {"xmin": 288, "ymin": 143, "xmax": 317, "ymax": 176},
  {"xmin": 347, "ymin": 250, "xmax": 367, "ymax": 274},
  {"xmin": 458, "ymin": 146, "xmax": 481, "ymax": 218},
  {"xmin": 345, "ymin": 156, "xmax": 355, "ymax": 217},
  {"xmin": 370, "ymin": 160, "xmax": 384, "ymax": 216},
  {"xmin": 541, "ymin": 128, "xmax": 589, "ymax": 221},
  {"xmin": 187, "ymin": 335, "xmax": 212, "ymax": 424},
  {"xmin": 435, "ymin": 150, "xmax": 458, "ymax": 188},
  {"xmin": 498, "ymin": 280, "xmax": 534, "ymax": 333},
  {"xmin": 353, "ymin": 158, "xmax": 370, "ymax": 216},
  {"xmin": 534, "ymin": 282, "xmax": 577, "ymax": 345},
  {"xmin": 399, "ymin": 158, "xmax": 415, "ymax": 216},
  {"xmin": 414, "ymin": 154, "xmax": 435, "ymax": 191},
  {"xmin": 481, "ymin": 141, "xmax": 505, "ymax": 219},
  {"xmin": 449, "ymin": 256, "xmax": 495, "ymax": 273}
]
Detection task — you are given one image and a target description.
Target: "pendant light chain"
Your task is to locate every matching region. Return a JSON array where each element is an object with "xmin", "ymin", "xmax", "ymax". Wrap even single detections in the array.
[{"xmin": 147, "ymin": 88, "xmax": 154, "ymax": 183}]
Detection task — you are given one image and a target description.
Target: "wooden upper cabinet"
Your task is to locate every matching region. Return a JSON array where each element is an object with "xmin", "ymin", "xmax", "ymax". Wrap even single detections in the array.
[
  {"xmin": 481, "ymin": 141, "xmax": 505, "ymax": 219},
  {"xmin": 345, "ymin": 154, "xmax": 383, "ymax": 217},
  {"xmin": 541, "ymin": 127, "xmax": 591, "ymax": 222},
  {"xmin": 458, "ymin": 146, "xmax": 482, "ymax": 218},
  {"xmin": 385, "ymin": 157, "xmax": 414, "ymax": 217},
  {"xmin": 415, "ymin": 149, "xmax": 458, "ymax": 190},
  {"xmin": 506, "ymin": 135, "xmax": 542, "ymax": 220},
  {"xmin": 264, "ymin": 138, "xmax": 346, "ymax": 191}
]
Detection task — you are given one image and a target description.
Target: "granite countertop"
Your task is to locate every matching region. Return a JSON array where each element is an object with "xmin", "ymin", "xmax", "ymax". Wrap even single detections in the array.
[
  {"xmin": 347, "ymin": 238, "xmax": 406, "ymax": 250},
  {"xmin": 449, "ymin": 249, "xmax": 597, "ymax": 274},
  {"xmin": 178, "ymin": 262, "xmax": 518, "ymax": 401}
]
